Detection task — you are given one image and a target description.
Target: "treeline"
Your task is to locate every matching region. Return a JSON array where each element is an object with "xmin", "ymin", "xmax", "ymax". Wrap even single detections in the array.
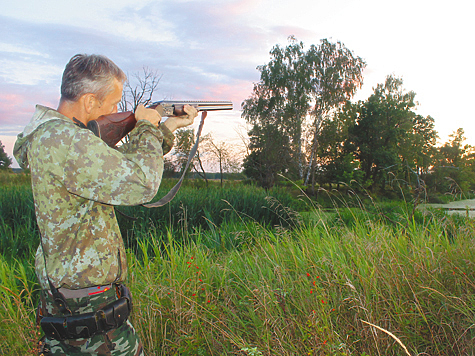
[
  {"xmin": 163, "ymin": 171, "xmax": 246, "ymax": 181},
  {"xmin": 241, "ymin": 37, "xmax": 474, "ymax": 197}
]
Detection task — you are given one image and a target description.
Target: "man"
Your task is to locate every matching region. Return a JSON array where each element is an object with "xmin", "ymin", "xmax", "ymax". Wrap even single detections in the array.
[{"xmin": 14, "ymin": 54, "xmax": 198, "ymax": 355}]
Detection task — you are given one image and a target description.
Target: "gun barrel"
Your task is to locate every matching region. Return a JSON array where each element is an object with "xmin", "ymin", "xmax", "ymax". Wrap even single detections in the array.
[
  {"xmin": 152, "ymin": 100, "xmax": 233, "ymax": 112},
  {"xmin": 196, "ymin": 102, "xmax": 233, "ymax": 111}
]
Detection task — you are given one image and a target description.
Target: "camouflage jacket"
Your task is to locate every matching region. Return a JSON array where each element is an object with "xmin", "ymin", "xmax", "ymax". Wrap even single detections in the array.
[{"xmin": 14, "ymin": 105, "xmax": 174, "ymax": 290}]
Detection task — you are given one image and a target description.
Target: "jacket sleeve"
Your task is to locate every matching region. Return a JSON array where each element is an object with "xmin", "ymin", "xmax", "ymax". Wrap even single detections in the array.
[
  {"xmin": 62, "ymin": 120, "xmax": 173, "ymax": 206},
  {"xmin": 118, "ymin": 121, "xmax": 175, "ymax": 156}
]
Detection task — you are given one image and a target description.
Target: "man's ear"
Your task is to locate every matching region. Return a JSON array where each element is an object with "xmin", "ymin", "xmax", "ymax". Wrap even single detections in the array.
[{"xmin": 82, "ymin": 93, "xmax": 98, "ymax": 114}]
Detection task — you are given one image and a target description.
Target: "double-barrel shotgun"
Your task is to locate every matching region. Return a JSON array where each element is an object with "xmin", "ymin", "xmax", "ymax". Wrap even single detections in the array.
[{"xmin": 87, "ymin": 100, "xmax": 233, "ymax": 147}]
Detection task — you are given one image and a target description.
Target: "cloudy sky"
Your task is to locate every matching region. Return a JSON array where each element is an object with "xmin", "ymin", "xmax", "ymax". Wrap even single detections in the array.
[{"xmin": 1, "ymin": 0, "xmax": 473, "ymax": 168}]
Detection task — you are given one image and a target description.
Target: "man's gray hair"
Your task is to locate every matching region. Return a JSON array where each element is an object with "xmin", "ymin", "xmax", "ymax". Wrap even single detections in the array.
[{"xmin": 60, "ymin": 54, "xmax": 127, "ymax": 102}]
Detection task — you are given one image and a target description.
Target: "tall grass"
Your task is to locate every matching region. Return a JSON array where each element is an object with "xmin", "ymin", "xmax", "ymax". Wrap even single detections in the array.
[
  {"xmin": 126, "ymin": 205, "xmax": 475, "ymax": 355},
  {"xmin": 1, "ymin": 174, "xmax": 474, "ymax": 355},
  {"xmin": 117, "ymin": 181, "xmax": 305, "ymax": 251},
  {"xmin": 0, "ymin": 183, "xmax": 38, "ymax": 261},
  {"xmin": 0, "ymin": 177, "xmax": 303, "ymax": 258},
  {"xmin": 0, "ymin": 256, "xmax": 38, "ymax": 355}
]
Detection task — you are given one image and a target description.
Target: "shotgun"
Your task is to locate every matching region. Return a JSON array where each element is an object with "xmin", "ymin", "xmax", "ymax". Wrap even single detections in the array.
[{"xmin": 87, "ymin": 100, "xmax": 233, "ymax": 147}]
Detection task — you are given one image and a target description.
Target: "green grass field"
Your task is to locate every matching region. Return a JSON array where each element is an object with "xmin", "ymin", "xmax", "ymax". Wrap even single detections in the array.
[{"xmin": 1, "ymin": 172, "xmax": 474, "ymax": 355}]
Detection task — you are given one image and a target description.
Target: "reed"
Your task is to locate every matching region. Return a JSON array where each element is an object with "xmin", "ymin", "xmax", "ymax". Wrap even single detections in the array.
[
  {"xmin": 0, "ymin": 256, "xmax": 38, "ymax": 355},
  {"xmin": 126, "ymin": 206, "xmax": 475, "ymax": 355},
  {"xmin": 0, "ymin": 177, "xmax": 302, "ymax": 258},
  {"xmin": 1, "ymin": 175, "xmax": 474, "ymax": 355}
]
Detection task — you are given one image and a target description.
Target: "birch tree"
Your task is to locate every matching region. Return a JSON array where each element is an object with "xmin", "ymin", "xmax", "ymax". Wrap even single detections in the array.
[
  {"xmin": 304, "ymin": 39, "xmax": 366, "ymax": 187},
  {"xmin": 242, "ymin": 36, "xmax": 311, "ymax": 180},
  {"xmin": 242, "ymin": 37, "xmax": 365, "ymax": 188}
]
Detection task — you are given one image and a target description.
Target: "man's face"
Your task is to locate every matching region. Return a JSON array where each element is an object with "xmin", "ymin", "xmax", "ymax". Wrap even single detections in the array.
[{"xmin": 89, "ymin": 79, "xmax": 123, "ymax": 122}]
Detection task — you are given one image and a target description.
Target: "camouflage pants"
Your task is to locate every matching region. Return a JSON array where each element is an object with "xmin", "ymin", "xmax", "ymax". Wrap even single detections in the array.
[{"xmin": 38, "ymin": 287, "xmax": 144, "ymax": 356}]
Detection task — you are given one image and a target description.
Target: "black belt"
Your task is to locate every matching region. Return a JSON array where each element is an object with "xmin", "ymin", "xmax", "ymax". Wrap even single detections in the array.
[{"xmin": 40, "ymin": 284, "xmax": 132, "ymax": 340}]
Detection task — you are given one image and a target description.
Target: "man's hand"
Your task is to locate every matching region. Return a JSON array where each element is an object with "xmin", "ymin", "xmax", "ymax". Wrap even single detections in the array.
[
  {"xmin": 162, "ymin": 104, "xmax": 199, "ymax": 132},
  {"xmin": 135, "ymin": 104, "xmax": 161, "ymax": 127}
]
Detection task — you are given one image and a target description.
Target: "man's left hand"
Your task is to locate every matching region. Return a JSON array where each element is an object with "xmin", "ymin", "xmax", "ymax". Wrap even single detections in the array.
[{"xmin": 162, "ymin": 105, "xmax": 198, "ymax": 132}]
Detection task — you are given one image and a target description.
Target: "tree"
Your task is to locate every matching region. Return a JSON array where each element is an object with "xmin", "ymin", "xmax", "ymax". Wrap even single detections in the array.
[
  {"xmin": 345, "ymin": 75, "xmax": 438, "ymax": 191},
  {"xmin": 243, "ymin": 124, "xmax": 292, "ymax": 189},
  {"xmin": 193, "ymin": 151, "xmax": 209, "ymax": 185},
  {"xmin": 347, "ymin": 76, "xmax": 413, "ymax": 189},
  {"xmin": 119, "ymin": 67, "xmax": 161, "ymax": 112},
  {"xmin": 173, "ymin": 128, "xmax": 196, "ymax": 175},
  {"xmin": 202, "ymin": 133, "xmax": 241, "ymax": 187},
  {"xmin": 406, "ymin": 114, "xmax": 438, "ymax": 175},
  {"xmin": 0, "ymin": 141, "xmax": 12, "ymax": 170},
  {"xmin": 111, "ymin": 67, "xmax": 163, "ymax": 148},
  {"xmin": 427, "ymin": 128, "xmax": 475, "ymax": 194},
  {"xmin": 304, "ymin": 39, "xmax": 366, "ymax": 187},
  {"xmin": 315, "ymin": 102, "xmax": 361, "ymax": 188},
  {"xmin": 438, "ymin": 128, "xmax": 471, "ymax": 166},
  {"xmin": 162, "ymin": 156, "xmax": 179, "ymax": 178},
  {"xmin": 242, "ymin": 36, "xmax": 311, "ymax": 180},
  {"xmin": 242, "ymin": 37, "xmax": 365, "ymax": 188}
]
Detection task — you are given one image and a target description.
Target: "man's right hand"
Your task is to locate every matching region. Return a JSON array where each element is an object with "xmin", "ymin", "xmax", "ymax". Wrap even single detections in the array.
[{"xmin": 135, "ymin": 104, "xmax": 161, "ymax": 127}]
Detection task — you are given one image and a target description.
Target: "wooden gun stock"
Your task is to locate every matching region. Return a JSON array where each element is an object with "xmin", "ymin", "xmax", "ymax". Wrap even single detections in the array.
[
  {"xmin": 87, "ymin": 112, "xmax": 136, "ymax": 148},
  {"xmin": 87, "ymin": 100, "xmax": 233, "ymax": 147}
]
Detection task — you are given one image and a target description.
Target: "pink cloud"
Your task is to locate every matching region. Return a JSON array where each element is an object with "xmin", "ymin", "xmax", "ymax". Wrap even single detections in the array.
[
  {"xmin": 271, "ymin": 26, "xmax": 318, "ymax": 41},
  {"xmin": 0, "ymin": 85, "xmax": 58, "ymax": 127},
  {"xmin": 0, "ymin": 95, "xmax": 34, "ymax": 126},
  {"xmin": 220, "ymin": 0, "xmax": 263, "ymax": 16},
  {"xmin": 185, "ymin": 80, "xmax": 253, "ymax": 110},
  {"xmin": 0, "ymin": 93, "xmax": 24, "ymax": 108},
  {"xmin": 208, "ymin": 82, "xmax": 252, "ymax": 103}
]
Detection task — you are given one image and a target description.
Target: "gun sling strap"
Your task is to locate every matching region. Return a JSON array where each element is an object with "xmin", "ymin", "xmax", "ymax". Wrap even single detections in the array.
[
  {"xmin": 75, "ymin": 111, "xmax": 207, "ymax": 209},
  {"xmin": 142, "ymin": 111, "xmax": 207, "ymax": 208}
]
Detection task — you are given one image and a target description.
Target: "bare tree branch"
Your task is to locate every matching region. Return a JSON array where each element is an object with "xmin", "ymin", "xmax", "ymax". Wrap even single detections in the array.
[{"xmin": 119, "ymin": 67, "xmax": 162, "ymax": 112}]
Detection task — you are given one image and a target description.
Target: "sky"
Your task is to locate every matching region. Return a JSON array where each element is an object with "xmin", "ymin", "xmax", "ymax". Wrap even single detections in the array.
[{"xmin": 1, "ymin": 0, "xmax": 473, "ymax": 168}]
